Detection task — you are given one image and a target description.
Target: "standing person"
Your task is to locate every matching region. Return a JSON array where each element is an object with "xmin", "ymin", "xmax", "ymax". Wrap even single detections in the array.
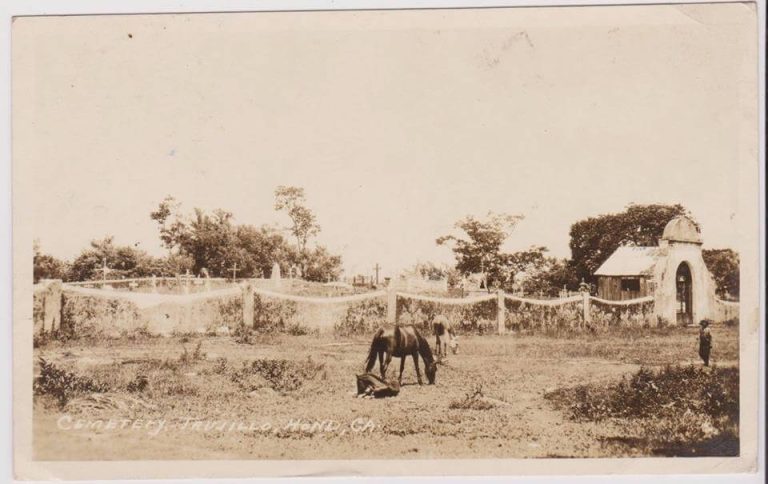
[{"xmin": 698, "ymin": 320, "xmax": 712, "ymax": 366}]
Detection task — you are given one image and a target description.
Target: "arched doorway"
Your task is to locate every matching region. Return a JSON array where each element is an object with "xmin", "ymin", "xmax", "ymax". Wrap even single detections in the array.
[{"xmin": 676, "ymin": 262, "xmax": 693, "ymax": 325}]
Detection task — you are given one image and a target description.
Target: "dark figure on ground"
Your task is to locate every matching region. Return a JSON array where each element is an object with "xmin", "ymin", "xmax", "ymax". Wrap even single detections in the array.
[
  {"xmin": 356, "ymin": 372, "xmax": 400, "ymax": 398},
  {"xmin": 699, "ymin": 319, "xmax": 712, "ymax": 366},
  {"xmin": 365, "ymin": 325, "xmax": 437, "ymax": 385}
]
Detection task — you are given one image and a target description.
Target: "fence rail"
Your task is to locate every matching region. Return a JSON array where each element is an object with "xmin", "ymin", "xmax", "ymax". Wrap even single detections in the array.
[
  {"xmin": 252, "ymin": 287, "xmax": 387, "ymax": 305},
  {"xmin": 589, "ymin": 295, "xmax": 654, "ymax": 306},
  {"xmin": 396, "ymin": 292, "xmax": 497, "ymax": 305},
  {"xmin": 63, "ymin": 284, "xmax": 241, "ymax": 309},
  {"xmin": 37, "ymin": 279, "xmax": 671, "ymax": 337},
  {"xmin": 506, "ymin": 294, "xmax": 583, "ymax": 307}
]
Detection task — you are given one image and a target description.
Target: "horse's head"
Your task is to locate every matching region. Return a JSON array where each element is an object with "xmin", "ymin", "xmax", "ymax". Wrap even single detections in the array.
[
  {"xmin": 449, "ymin": 335, "xmax": 459, "ymax": 355},
  {"xmin": 426, "ymin": 361, "xmax": 437, "ymax": 384}
]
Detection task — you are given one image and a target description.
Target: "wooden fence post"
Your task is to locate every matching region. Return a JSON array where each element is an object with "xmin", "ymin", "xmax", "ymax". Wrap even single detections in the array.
[
  {"xmin": 497, "ymin": 289, "xmax": 506, "ymax": 335},
  {"xmin": 582, "ymin": 290, "xmax": 591, "ymax": 327},
  {"xmin": 387, "ymin": 285, "xmax": 397, "ymax": 324},
  {"xmin": 242, "ymin": 282, "xmax": 254, "ymax": 327}
]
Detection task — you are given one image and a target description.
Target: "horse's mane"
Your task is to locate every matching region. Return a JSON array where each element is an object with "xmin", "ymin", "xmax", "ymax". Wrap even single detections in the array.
[{"xmin": 414, "ymin": 329, "xmax": 435, "ymax": 364}]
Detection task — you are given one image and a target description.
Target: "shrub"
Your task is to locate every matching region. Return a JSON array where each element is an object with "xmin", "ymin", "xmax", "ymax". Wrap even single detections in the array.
[
  {"xmin": 449, "ymin": 384, "xmax": 495, "ymax": 411},
  {"xmin": 253, "ymin": 296, "xmax": 298, "ymax": 333},
  {"xmin": 126, "ymin": 374, "xmax": 149, "ymax": 393},
  {"xmin": 178, "ymin": 341, "xmax": 206, "ymax": 364},
  {"xmin": 396, "ymin": 298, "xmax": 496, "ymax": 335},
  {"xmin": 231, "ymin": 357, "xmax": 325, "ymax": 393},
  {"xmin": 335, "ymin": 299, "xmax": 387, "ymax": 337},
  {"xmin": 212, "ymin": 357, "xmax": 229, "ymax": 375},
  {"xmin": 545, "ymin": 365, "xmax": 739, "ymax": 455},
  {"xmin": 232, "ymin": 323, "xmax": 256, "ymax": 344},
  {"xmin": 588, "ymin": 300, "xmax": 656, "ymax": 330},
  {"xmin": 34, "ymin": 358, "xmax": 110, "ymax": 408},
  {"xmin": 33, "ymin": 332, "xmax": 51, "ymax": 349},
  {"xmin": 60, "ymin": 293, "xmax": 141, "ymax": 339},
  {"xmin": 547, "ymin": 365, "xmax": 738, "ymax": 421},
  {"xmin": 286, "ymin": 323, "xmax": 317, "ymax": 336},
  {"xmin": 505, "ymin": 299, "xmax": 585, "ymax": 334}
]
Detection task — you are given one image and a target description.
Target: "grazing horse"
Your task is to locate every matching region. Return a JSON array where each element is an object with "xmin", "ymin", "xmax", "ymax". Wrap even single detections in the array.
[
  {"xmin": 433, "ymin": 316, "xmax": 459, "ymax": 359},
  {"xmin": 365, "ymin": 325, "xmax": 437, "ymax": 385}
]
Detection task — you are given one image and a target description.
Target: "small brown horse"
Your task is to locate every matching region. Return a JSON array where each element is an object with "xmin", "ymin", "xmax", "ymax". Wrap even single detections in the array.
[
  {"xmin": 365, "ymin": 325, "xmax": 437, "ymax": 385},
  {"xmin": 433, "ymin": 316, "xmax": 459, "ymax": 359}
]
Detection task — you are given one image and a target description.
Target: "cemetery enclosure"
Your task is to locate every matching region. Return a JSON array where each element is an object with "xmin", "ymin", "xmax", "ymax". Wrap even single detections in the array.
[{"xmin": 33, "ymin": 277, "xmax": 740, "ymax": 339}]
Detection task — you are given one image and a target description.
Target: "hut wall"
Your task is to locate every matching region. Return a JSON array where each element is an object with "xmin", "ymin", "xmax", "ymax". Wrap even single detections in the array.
[{"xmin": 597, "ymin": 276, "xmax": 651, "ymax": 301}]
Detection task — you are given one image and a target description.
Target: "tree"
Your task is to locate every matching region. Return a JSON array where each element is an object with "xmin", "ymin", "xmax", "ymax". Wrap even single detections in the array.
[
  {"xmin": 150, "ymin": 196, "xmax": 188, "ymax": 251},
  {"xmin": 436, "ymin": 211, "xmax": 525, "ymax": 291},
  {"xmin": 702, "ymin": 248, "xmax": 739, "ymax": 300},
  {"xmin": 33, "ymin": 240, "xmax": 69, "ymax": 283},
  {"xmin": 569, "ymin": 203, "xmax": 690, "ymax": 284},
  {"xmin": 410, "ymin": 261, "xmax": 451, "ymax": 281},
  {"xmin": 150, "ymin": 197, "xmax": 242, "ymax": 276},
  {"xmin": 298, "ymin": 246, "xmax": 343, "ymax": 282},
  {"xmin": 149, "ymin": 196, "xmax": 343, "ymax": 281},
  {"xmin": 67, "ymin": 236, "xmax": 173, "ymax": 281},
  {"xmin": 274, "ymin": 186, "xmax": 320, "ymax": 254},
  {"xmin": 512, "ymin": 256, "xmax": 580, "ymax": 296}
]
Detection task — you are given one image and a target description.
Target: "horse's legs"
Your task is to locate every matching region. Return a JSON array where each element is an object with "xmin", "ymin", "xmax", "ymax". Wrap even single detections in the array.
[
  {"xmin": 398, "ymin": 356, "xmax": 406, "ymax": 385},
  {"xmin": 435, "ymin": 335, "xmax": 442, "ymax": 358},
  {"xmin": 381, "ymin": 352, "xmax": 393, "ymax": 380},
  {"xmin": 412, "ymin": 352, "xmax": 423, "ymax": 385},
  {"xmin": 377, "ymin": 351, "xmax": 384, "ymax": 377}
]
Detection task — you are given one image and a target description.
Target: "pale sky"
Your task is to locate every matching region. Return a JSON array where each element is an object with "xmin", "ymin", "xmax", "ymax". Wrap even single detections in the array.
[{"xmin": 15, "ymin": 5, "xmax": 755, "ymax": 278}]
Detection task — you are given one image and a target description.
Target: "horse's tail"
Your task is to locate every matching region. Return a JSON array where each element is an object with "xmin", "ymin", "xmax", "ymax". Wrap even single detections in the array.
[{"xmin": 364, "ymin": 328, "xmax": 384, "ymax": 372}]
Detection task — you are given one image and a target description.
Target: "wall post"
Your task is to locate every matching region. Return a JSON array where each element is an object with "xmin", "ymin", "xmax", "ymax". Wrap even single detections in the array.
[
  {"xmin": 497, "ymin": 289, "xmax": 506, "ymax": 335},
  {"xmin": 582, "ymin": 290, "xmax": 591, "ymax": 328},
  {"xmin": 42, "ymin": 279, "xmax": 62, "ymax": 334},
  {"xmin": 242, "ymin": 282, "xmax": 254, "ymax": 327}
]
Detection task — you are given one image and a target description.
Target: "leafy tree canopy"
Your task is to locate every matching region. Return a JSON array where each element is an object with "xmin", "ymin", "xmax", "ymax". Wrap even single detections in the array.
[
  {"xmin": 274, "ymin": 185, "xmax": 321, "ymax": 254},
  {"xmin": 150, "ymin": 196, "xmax": 341, "ymax": 281},
  {"xmin": 702, "ymin": 248, "xmax": 739, "ymax": 300},
  {"xmin": 33, "ymin": 240, "xmax": 70, "ymax": 283},
  {"xmin": 569, "ymin": 203, "xmax": 690, "ymax": 283},
  {"xmin": 437, "ymin": 211, "xmax": 525, "ymax": 290}
]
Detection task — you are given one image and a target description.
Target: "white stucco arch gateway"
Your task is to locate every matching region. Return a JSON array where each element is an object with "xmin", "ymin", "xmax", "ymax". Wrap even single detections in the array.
[
  {"xmin": 594, "ymin": 216, "xmax": 724, "ymax": 326},
  {"xmin": 651, "ymin": 237, "xmax": 717, "ymax": 325}
]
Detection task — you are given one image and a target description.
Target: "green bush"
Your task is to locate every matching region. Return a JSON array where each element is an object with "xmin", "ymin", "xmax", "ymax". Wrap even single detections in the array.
[
  {"xmin": 396, "ymin": 298, "xmax": 496, "ymax": 334},
  {"xmin": 252, "ymin": 295, "xmax": 298, "ymax": 332},
  {"xmin": 203, "ymin": 296, "xmax": 243, "ymax": 332},
  {"xmin": 34, "ymin": 358, "xmax": 110, "ymax": 408},
  {"xmin": 545, "ymin": 365, "xmax": 739, "ymax": 456},
  {"xmin": 230, "ymin": 357, "xmax": 325, "ymax": 393},
  {"xmin": 505, "ymin": 300, "xmax": 584, "ymax": 334},
  {"xmin": 588, "ymin": 300, "xmax": 656, "ymax": 329},
  {"xmin": 126, "ymin": 374, "xmax": 149, "ymax": 393},
  {"xmin": 178, "ymin": 341, "xmax": 206, "ymax": 364},
  {"xmin": 449, "ymin": 384, "xmax": 495, "ymax": 411},
  {"xmin": 60, "ymin": 293, "xmax": 141, "ymax": 339},
  {"xmin": 335, "ymin": 299, "xmax": 387, "ymax": 336}
]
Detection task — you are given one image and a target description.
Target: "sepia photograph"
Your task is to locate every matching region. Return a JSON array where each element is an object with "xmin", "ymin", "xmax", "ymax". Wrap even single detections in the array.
[{"xmin": 9, "ymin": 1, "xmax": 763, "ymax": 480}]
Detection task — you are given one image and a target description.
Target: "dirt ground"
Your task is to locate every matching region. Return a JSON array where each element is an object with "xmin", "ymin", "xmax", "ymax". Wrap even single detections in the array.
[{"xmin": 32, "ymin": 325, "xmax": 739, "ymax": 460}]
